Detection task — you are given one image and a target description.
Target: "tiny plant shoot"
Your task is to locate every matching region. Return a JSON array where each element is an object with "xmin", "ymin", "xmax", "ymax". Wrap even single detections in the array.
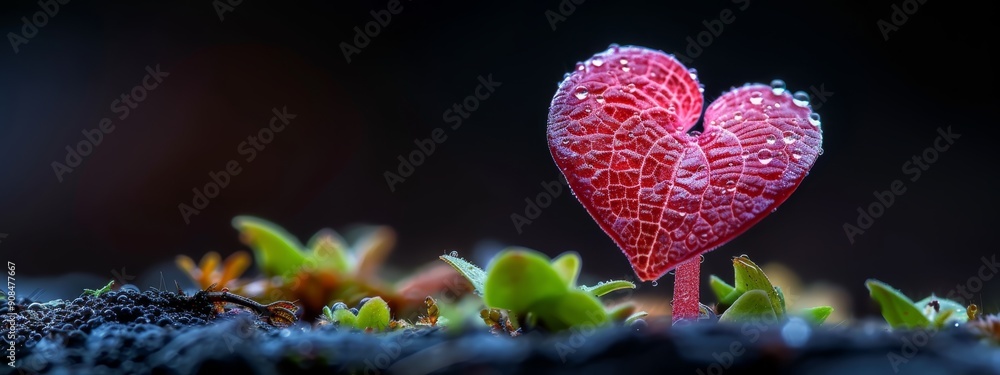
[{"xmin": 546, "ymin": 45, "xmax": 823, "ymax": 322}]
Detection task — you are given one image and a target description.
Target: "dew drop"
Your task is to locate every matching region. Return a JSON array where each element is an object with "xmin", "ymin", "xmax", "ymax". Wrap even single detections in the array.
[
  {"xmin": 740, "ymin": 150, "xmax": 751, "ymax": 159},
  {"xmin": 561, "ymin": 139, "xmax": 570, "ymax": 145},
  {"xmin": 791, "ymin": 148, "xmax": 803, "ymax": 160},
  {"xmin": 608, "ymin": 43, "xmax": 620, "ymax": 53},
  {"xmin": 619, "ymin": 58, "xmax": 629, "ymax": 65},
  {"xmin": 688, "ymin": 68, "xmax": 698, "ymax": 80},
  {"xmin": 625, "ymin": 83, "xmax": 636, "ymax": 93},
  {"xmin": 690, "ymin": 130, "xmax": 702, "ymax": 137},
  {"xmin": 733, "ymin": 111, "xmax": 743, "ymax": 121},
  {"xmin": 766, "ymin": 134, "xmax": 777, "ymax": 144},
  {"xmin": 774, "ymin": 103, "xmax": 781, "ymax": 108},
  {"xmin": 679, "ymin": 212, "xmax": 687, "ymax": 217},
  {"xmin": 592, "ymin": 58, "xmax": 604, "ymax": 67},
  {"xmin": 757, "ymin": 149, "xmax": 773, "ymax": 164},
  {"xmin": 782, "ymin": 131, "xmax": 799, "ymax": 144},
  {"xmin": 652, "ymin": 281, "xmax": 659, "ymax": 287},
  {"xmin": 667, "ymin": 106, "xmax": 677, "ymax": 114},
  {"xmin": 449, "ymin": 251, "xmax": 459, "ymax": 257},
  {"xmin": 770, "ymin": 79, "xmax": 786, "ymax": 95},
  {"xmin": 749, "ymin": 92, "xmax": 764, "ymax": 105},
  {"xmin": 584, "ymin": 105, "xmax": 592, "ymax": 113},
  {"xmin": 574, "ymin": 86, "xmax": 589, "ymax": 100},
  {"xmin": 595, "ymin": 95, "xmax": 605, "ymax": 104},
  {"xmin": 563, "ymin": 73, "xmax": 571, "ymax": 80},
  {"xmin": 725, "ymin": 180, "xmax": 736, "ymax": 192},
  {"xmin": 628, "ymin": 132, "xmax": 636, "ymax": 138},
  {"xmin": 698, "ymin": 86, "xmax": 705, "ymax": 93},
  {"xmin": 696, "ymin": 165, "xmax": 706, "ymax": 172},
  {"xmin": 808, "ymin": 112, "xmax": 822, "ymax": 127},
  {"xmin": 622, "ymin": 66, "xmax": 630, "ymax": 72},
  {"xmin": 700, "ymin": 233, "xmax": 708, "ymax": 239},
  {"xmin": 792, "ymin": 91, "xmax": 810, "ymax": 107},
  {"xmin": 576, "ymin": 63, "xmax": 585, "ymax": 71}
]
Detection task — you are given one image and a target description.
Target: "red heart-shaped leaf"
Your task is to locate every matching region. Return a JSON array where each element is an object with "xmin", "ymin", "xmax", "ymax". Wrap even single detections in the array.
[{"xmin": 547, "ymin": 46, "xmax": 823, "ymax": 282}]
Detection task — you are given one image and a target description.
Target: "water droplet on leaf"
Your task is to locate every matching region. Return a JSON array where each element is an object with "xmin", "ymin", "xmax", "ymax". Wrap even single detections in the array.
[
  {"xmin": 749, "ymin": 92, "xmax": 763, "ymax": 105},
  {"xmin": 757, "ymin": 149, "xmax": 773, "ymax": 164},
  {"xmin": 574, "ymin": 86, "xmax": 589, "ymax": 100},
  {"xmin": 770, "ymin": 79, "xmax": 786, "ymax": 95},
  {"xmin": 792, "ymin": 91, "xmax": 810, "ymax": 107}
]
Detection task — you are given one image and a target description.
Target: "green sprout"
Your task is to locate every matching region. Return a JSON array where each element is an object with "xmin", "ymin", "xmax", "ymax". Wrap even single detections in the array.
[
  {"xmin": 866, "ymin": 279, "xmax": 970, "ymax": 330},
  {"xmin": 441, "ymin": 247, "xmax": 645, "ymax": 333},
  {"xmin": 82, "ymin": 280, "xmax": 115, "ymax": 297},
  {"xmin": 709, "ymin": 255, "xmax": 833, "ymax": 324}
]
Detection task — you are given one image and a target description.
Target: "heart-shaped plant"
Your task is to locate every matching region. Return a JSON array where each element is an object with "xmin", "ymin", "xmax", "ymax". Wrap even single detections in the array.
[{"xmin": 547, "ymin": 45, "xmax": 823, "ymax": 321}]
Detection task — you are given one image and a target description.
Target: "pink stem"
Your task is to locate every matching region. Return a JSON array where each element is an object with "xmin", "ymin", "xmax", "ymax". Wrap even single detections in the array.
[{"xmin": 671, "ymin": 257, "xmax": 701, "ymax": 323}]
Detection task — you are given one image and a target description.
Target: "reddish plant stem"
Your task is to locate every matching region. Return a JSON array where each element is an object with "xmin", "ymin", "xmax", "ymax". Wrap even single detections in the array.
[{"xmin": 672, "ymin": 257, "xmax": 701, "ymax": 323}]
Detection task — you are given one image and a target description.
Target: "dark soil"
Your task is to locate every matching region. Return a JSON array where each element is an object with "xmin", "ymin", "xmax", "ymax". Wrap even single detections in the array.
[{"xmin": 4, "ymin": 291, "xmax": 999, "ymax": 375}]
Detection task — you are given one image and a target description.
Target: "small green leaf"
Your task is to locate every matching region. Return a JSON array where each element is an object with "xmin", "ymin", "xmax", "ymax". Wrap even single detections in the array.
[
  {"xmin": 356, "ymin": 297, "xmax": 391, "ymax": 331},
  {"xmin": 534, "ymin": 289, "xmax": 608, "ymax": 331},
  {"xmin": 730, "ymin": 256, "xmax": 785, "ymax": 317},
  {"xmin": 798, "ymin": 306, "xmax": 834, "ymax": 325},
  {"xmin": 709, "ymin": 275, "xmax": 736, "ymax": 305},
  {"xmin": 551, "ymin": 252, "xmax": 582, "ymax": 287},
  {"xmin": 307, "ymin": 229, "xmax": 352, "ymax": 273},
  {"xmin": 82, "ymin": 280, "xmax": 114, "ymax": 297},
  {"xmin": 579, "ymin": 280, "xmax": 636, "ymax": 297},
  {"xmin": 232, "ymin": 216, "xmax": 307, "ymax": 278},
  {"xmin": 719, "ymin": 290, "xmax": 778, "ymax": 324},
  {"xmin": 333, "ymin": 308, "xmax": 358, "ymax": 329},
  {"xmin": 914, "ymin": 296, "xmax": 968, "ymax": 329},
  {"xmin": 483, "ymin": 248, "xmax": 568, "ymax": 313},
  {"xmin": 439, "ymin": 254, "xmax": 487, "ymax": 295},
  {"xmin": 865, "ymin": 279, "xmax": 931, "ymax": 329}
]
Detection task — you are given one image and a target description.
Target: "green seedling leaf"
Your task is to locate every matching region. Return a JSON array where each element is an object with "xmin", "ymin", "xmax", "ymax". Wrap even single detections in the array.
[
  {"xmin": 534, "ymin": 289, "xmax": 608, "ymax": 331},
  {"xmin": 232, "ymin": 216, "xmax": 307, "ymax": 278},
  {"xmin": 307, "ymin": 229, "xmax": 352, "ymax": 273},
  {"xmin": 356, "ymin": 297, "xmax": 391, "ymax": 331},
  {"xmin": 915, "ymin": 296, "xmax": 968, "ymax": 329},
  {"xmin": 551, "ymin": 252, "xmax": 582, "ymax": 287},
  {"xmin": 579, "ymin": 280, "xmax": 636, "ymax": 297},
  {"xmin": 865, "ymin": 279, "xmax": 930, "ymax": 329},
  {"xmin": 729, "ymin": 256, "xmax": 785, "ymax": 317},
  {"xmin": 82, "ymin": 280, "xmax": 114, "ymax": 297},
  {"xmin": 440, "ymin": 254, "xmax": 487, "ymax": 295},
  {"xmin": 709, "ymin": 275, "xmax": 736, "ymax": 305},
  {"xmin": 799, "ymin": 306, "xmax": 834, "ymax": 325},
  {"xmin": 483, "ymin": 248, "xmax": 568, "ymax": 313},
  {"xmin": 719, "ymin": 290, "xmax": 778, "ymax": 324}
]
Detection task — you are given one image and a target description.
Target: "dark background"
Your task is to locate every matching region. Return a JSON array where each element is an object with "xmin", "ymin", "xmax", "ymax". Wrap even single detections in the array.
[{"xmin": 0, "ymin": 0, "xmax": 995, "ymax": 318}]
